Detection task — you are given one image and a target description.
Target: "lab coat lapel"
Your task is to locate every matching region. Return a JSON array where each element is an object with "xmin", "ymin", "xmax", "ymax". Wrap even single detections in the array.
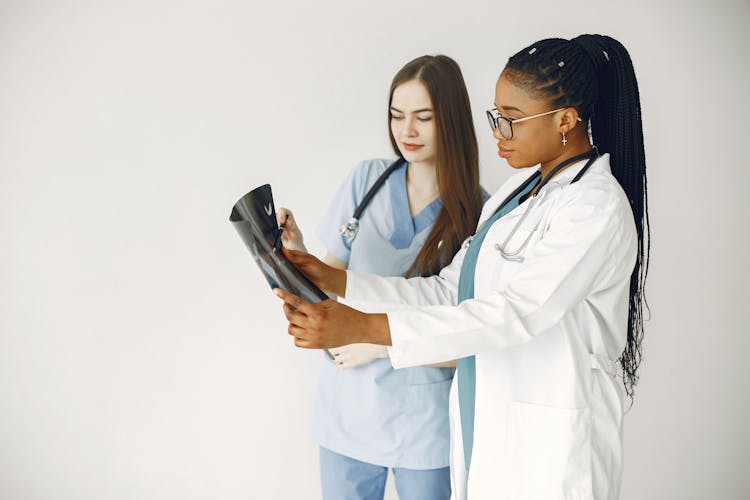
[{"xmin": 477, "ymin": 154, "xmax": 611, "ymax": 229}]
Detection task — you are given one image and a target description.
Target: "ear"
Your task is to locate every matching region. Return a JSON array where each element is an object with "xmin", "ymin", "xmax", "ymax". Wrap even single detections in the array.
[{"xmin": 557, "ymin": 107, "xmax": 581, "ymax": 134}]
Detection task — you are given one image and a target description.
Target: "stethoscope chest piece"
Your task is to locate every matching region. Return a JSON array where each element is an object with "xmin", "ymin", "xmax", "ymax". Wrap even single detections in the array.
[
  {"xmin": 337, "ymin": 158, "xmax": 405, "ymax": 245},
  {"xmin": 340, "ymin": 217, "xmax": 360, "ymax": 244}
]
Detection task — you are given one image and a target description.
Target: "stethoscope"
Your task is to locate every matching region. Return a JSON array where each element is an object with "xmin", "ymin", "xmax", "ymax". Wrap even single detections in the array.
[
  {"xmin": 340, "ymin": 158, "xmax": 407, "ymax": 244},
  {"xmin": 468, "ymin": 147, "xmax": 599, "ymax": 262}
]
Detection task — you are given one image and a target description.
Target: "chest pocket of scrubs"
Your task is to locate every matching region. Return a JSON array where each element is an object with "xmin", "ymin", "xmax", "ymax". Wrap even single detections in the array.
[{"xmin": 505, "ymin": 401, "xmax": 594, "ymax": 499}]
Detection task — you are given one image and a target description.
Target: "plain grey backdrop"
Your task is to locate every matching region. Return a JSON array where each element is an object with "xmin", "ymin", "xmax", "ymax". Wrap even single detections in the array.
[{"xmin": 1, "ymin": 0, "xmax": 748, "ymax": 498}]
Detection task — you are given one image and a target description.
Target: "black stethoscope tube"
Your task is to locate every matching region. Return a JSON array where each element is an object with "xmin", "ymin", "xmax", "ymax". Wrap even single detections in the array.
[{"xmin": 340, "ymin": 158, "xmax": 407, "ymax": 244}]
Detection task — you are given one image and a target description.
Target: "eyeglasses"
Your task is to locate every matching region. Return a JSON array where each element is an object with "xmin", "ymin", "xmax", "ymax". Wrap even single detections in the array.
[{"xmin": 486, "ymin": 107, "xmax": 567, "ymax": 140}]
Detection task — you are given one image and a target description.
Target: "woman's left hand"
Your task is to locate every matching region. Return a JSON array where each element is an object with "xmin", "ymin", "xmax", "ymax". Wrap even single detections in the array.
[
  {"xmin": 274, "ymin": 288, "xmax": 391, "ymax": 349},
  {"xmin": 329, "ymin": 343, "xmax": 389, "ymax": 369},
  {"xmin": 276, "ymin": 207, "xmax": 307, "ymax": 252}
]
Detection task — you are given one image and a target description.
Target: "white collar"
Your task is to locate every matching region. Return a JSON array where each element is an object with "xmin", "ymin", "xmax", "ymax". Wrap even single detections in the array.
[{"xmin": 477, "ymin": 153, "xmax": 611, "ymax": 227}]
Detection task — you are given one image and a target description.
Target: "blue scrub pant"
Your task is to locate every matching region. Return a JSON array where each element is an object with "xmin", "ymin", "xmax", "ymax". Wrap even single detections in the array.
[{"xmin": 319, "ymin": 447, "xmax": 451, "ymax": 500}]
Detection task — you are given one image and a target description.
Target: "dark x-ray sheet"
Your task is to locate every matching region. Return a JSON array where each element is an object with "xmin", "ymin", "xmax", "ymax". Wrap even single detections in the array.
[{"xmin": 230, "ymin": 184, "xmax": 334, "ymax": 360}]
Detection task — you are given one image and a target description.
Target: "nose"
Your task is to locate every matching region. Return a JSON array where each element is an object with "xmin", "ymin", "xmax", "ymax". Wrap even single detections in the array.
[
  {"xmin": 492, "ymin": 126, "xmax": 503, "ymax": 141},
  {"xmin": 403, "ymin": 116, "xmax": 418, "ymax": 137}
]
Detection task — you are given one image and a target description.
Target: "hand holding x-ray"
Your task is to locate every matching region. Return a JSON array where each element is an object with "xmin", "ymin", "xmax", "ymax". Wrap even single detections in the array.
[
  {"xmin": 275, "ymin": 207, "xmax": 307, "ymax": 253},
  {"xmin": 229, "ymin": 184, "xmax": 340, "ymax": 359},
  {"xmin": 273, "ymin": 287, "xmax": 391, "ymax": 350},
  {"xmin": 282, "ymin": 247, "xmax": 347, "ymax": 298},
  {"xmin": 266, "ymin": 218, "xmax": 383, "ymax": 367}
]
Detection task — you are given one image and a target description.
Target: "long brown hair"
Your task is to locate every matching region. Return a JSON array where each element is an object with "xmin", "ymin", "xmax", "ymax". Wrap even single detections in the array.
[{"xmin": 388, "ymin": 55, "xmax": 483, "ymax": 277}]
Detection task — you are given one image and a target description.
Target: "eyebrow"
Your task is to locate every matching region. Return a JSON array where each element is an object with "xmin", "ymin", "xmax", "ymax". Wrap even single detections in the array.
[
  {"xmin": 494, "ymin": 104, "xmax": 525, "ymax": 114},
  {"xmin": 390, "ymin": 106, "xmax": 433, "ymax": 114}
]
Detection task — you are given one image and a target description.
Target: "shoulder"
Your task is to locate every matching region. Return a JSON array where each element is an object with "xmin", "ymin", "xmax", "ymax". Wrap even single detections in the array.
[
  {"xmin": 345, "ymin": 158, "xmax": 402, "ymax": 204},
  {"xmin": 349, "ymin": 158, "xmax": 400, "ymax": 185},
  {"xmin": 555, "ymin": 154, "xmax": 636, "ymax": 236},
  {"xmin": 566, "ymin": 155, "xmax": 629, "ymax": 209}
]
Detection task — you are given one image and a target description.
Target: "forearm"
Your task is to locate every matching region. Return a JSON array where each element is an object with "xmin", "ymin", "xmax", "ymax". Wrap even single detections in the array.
[
  {"xmin": 361, "ymin": 313, "xmax": 392, "ymax": 346},
  {"xmin": 321, "ymin": 268, "xmax": 347, "ymax": 298},
  {"xmin": 321, "ymin": 253, "xmax": 348, "ymax": 298}
]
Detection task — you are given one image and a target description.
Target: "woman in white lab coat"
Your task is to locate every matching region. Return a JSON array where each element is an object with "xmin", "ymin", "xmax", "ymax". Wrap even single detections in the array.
[{"xmin": 276, "ymin": 34, "xmax": 650, "ymax": 500}]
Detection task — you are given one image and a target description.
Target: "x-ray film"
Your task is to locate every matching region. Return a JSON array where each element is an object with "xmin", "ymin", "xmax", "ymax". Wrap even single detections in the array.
[{"xmin": 230, "ymin": 184, "xmax": 334, "ymax": 360}]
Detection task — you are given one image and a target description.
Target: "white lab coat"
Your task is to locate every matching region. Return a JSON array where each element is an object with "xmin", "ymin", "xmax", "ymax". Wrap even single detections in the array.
[{"xmin": 344, "ymin": 154, "xmax": 637, "ymax": 500}]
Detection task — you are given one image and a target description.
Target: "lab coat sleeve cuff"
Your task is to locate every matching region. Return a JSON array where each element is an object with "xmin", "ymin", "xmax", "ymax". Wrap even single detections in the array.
[
  {"xmin": 385, "ymin": 311, "xmax": 411, "ymax": 369},
  {"xmin": 344, "ymin": 270, "xmax": 366, "ymax": 300},
  {"xmin": 386, "ymin": 318, "xmax": 412, "ymax": 369}
]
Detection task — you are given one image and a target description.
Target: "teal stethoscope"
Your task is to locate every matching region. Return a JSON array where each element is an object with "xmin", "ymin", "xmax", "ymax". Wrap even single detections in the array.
[{"xmin": 467, "ymin": 147, "xmax": 599, "ymax": 262}]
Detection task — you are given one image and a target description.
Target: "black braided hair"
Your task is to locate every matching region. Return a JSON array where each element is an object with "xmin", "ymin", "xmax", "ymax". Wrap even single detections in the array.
[{"xmin": 505, "ymin": 35, "xmax": 650, "ymax": 399}]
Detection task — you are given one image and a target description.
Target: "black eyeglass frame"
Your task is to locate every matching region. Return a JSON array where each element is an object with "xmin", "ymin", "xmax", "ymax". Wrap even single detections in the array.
[{"xmin": 486, "ymin": 107, "xmax": 570, "ymax": 140}]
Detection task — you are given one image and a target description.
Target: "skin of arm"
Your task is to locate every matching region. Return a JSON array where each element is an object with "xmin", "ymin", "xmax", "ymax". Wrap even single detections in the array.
[
  {"xmin": 322, "ymin": 253, "xmax": 347, "ymax": 272},
  {"xmin": 277, "ymin": 215, "xmax": 393, "ymax": 365},
  {"xmin": 276, "ymin": 283, "xmax": 392, "ymax": 348},
  {"xmin": 322, "ymin": 253, "xmax": 396, "ymax": 367},
  {"xmin": 276, "ymin": 214, "xmax": 456, "ymax": 367},
  {"xmin": 323, "ymin": 252, "xmax": 455, "ymax": 368},
  {"xmin": 276, "ymin": 246, "xmax": 389, "ymax": 346}
]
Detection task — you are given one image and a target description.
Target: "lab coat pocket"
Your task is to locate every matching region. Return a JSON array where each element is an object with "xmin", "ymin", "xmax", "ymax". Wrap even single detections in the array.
[{"xmin": 506, "ymin": 401, "xmax": 593, "ymax": 500}]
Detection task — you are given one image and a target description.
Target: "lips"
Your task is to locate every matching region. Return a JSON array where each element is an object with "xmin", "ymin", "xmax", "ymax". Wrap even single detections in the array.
[
  {"xmin": 402, "ymin": 142, "xmax": 424, "ymax": 152},
  {"xmin": 498, "ymin": 145, "xmax": 513, "ymax": 158}
]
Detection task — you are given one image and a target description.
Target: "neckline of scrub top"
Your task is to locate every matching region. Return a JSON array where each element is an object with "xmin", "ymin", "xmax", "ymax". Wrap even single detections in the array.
[{"xmin": 388, "ymin": 161, "xmax": 443, "ymax": 250}]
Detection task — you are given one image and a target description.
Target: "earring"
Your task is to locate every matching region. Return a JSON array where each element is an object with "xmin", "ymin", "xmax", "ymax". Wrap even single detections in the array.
[{"xmin": 561, "ymin": 132, "xmax": 567, "ymax": 146}]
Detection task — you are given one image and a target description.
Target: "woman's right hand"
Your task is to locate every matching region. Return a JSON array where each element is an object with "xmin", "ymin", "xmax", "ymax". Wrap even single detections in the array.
[
  {"xmin": 283, "ymin": 247, "xmax": 347, "ymax": 297},
  {"xmin": 276, "ymin": 207, "xmax": 307, "ymax": 252}
]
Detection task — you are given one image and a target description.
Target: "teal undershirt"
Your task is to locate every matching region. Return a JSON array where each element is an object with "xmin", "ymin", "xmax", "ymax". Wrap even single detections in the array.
[{"xmin": 455, "ymin": 176, "xmax": 539, "ymax": 470}]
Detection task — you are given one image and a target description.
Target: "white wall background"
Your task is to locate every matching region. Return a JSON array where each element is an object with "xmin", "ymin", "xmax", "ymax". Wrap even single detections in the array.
[{"xmin": 1, "ymin": 0, "xmax": 748, "ymax": 498}]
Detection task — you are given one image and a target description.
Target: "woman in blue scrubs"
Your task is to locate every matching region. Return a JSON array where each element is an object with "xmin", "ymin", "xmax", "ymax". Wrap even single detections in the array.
[{"xmin": 278, "ymin": 55, "xmax": 485, "ymax": 500}]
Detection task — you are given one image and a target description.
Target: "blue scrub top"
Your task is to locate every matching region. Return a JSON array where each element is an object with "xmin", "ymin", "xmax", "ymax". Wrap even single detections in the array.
[{"xmin": 312, "ymin": 158, "xmax": 453, "ymax": 469}]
